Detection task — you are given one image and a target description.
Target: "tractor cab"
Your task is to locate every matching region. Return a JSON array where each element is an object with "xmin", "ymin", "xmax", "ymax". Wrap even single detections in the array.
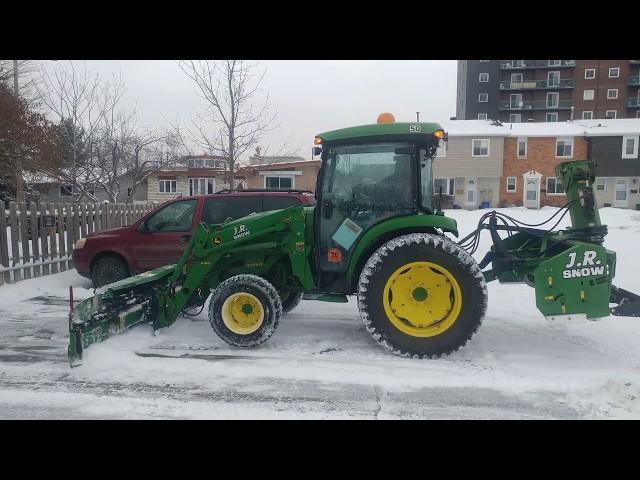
[{"xmin": 312, "ymin": 113, "xmax": 451, "ymax": 291}]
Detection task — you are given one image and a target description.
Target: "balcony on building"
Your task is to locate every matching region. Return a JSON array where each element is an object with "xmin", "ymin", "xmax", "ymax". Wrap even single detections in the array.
[
  {"xmin": 499, "ymin": 60, "xmax": 576, "ymax": 70},
  {"xmin": 628, "ymin": 97, "xmax": 640, "ymax": 108},
  {"xmin": 630, "ymin": 60, "xmax": 640, "ymax": 64},
  {"xmin": 499, "ymin": 79, "xmax": 575, "ymax": 90},
  {"xmin": 498, "ymin": 100, "xmax": 573, "ymax": 111}
]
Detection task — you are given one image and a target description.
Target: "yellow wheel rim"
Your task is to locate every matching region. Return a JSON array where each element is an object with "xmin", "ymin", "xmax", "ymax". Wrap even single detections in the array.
[
  {"xmin": 221, "ymin": 292, "xmax": 264, "ymax": 335},
  {"xmin": 382, "ymin": 261, "xmax": 462, "ymax": 337}
]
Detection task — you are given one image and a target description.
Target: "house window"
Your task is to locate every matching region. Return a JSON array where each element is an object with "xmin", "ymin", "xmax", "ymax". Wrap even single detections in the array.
[
  {"xmin": 609, "ymin": 67, "xmax": 620, "ymax": 78},
  {"xmin": 547, "ymin": 71, "xmax": 560, "ymax": 87},
  {"xmin": 477, "ymin": 113, "xmax": 488, "ymax": 120},
  {"xmin": 506, "ymin": 177, "xmax": 517, "ymax": 192},
  {"xmin": 607, "ymin": 88, "xmax": 619, "ymax": 99},
  {"xmin": 60, "ymin": 185, "xmax": 73, "ymax": 197},
  {"xmin": 188, "ymin": 177, "xmax": 215, "ymax": 196},
  {"xmin": 585, "ymin": 69, "xmax": 596, "ymax": 79},
  {"xmin": 606, "ymin": 110, "xmax": 617, "ymax": 119},
  {"xmin": 517, "ymin": 137, "xmax": 527, "ymax": 157},
  {"xmin": 436, "ymin": 140, "xmax": 447, "ymax": 157},
  {"xmin": 472, "ymin": 139, "xmax": 490, "ymax": 157},
  {"xmin": 433, "ymin": 178, "xmax": 455, "ymax": 196},
  {"xmin": 622, "ymin": 136, "xmax": 639, "ymax": 159},
  {"xmin": 158, "ymin": 179, "xmax": 177, "ymax": 193},
  {"xmin": 479, "ymin": 60, "xmax": 491, "ymax": 62},
  {"xmin": 511, "ymin": 73, "xmax": 523, "ymax": 84},
  {"xmin": 546, "ymin": 112, "xmax": 559, "ymax": 122},
  {"xmin": 583, "ymin": 89, "xmax": 595, "ymax": 100},
  {"xmin": 595, "ymin": 178, "xmax": 606, "ymax": 191},
  {"xmin": 478, "ymin": 93, "xmax": 488, "ymax": 102},
  {"xmin": 556, "ymin": 137, "xmax": 573, "ymax": 157},
  {"xmin": 548, "ymin": 60, "xmax": 561, "ymax": 66},
  {"xmin": 510, "ymin": 113, "xmax": 522, "ymax": 123},
  {"xmin": 546, "ymin": 92, "xmax": 559, "ymax": 108},
  {"xmin": 582, "ymin": 111, "xmax": 593, "ymax": 120},
  {"xmin": 546, "ymin": 177, "xmax": 565, "ymax": 195},
  {"xmin": 265, "ymin": 175, "xmax": 294, "ymax": 189},
  {"xmin": 479, "ymin": 73, "xmax": 489, "ymax": 82},
  {"xmin": 512, "ymin": 60, "xmax": 525, "ymax": 68}
]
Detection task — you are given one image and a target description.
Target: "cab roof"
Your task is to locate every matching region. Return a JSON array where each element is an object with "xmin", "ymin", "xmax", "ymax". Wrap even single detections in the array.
[{"xmin": 316, "ymin": 121, "xmax": 444, "ymax": 144}]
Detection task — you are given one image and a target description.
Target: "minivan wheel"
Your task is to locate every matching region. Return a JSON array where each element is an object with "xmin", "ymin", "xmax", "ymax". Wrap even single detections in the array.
[{"xmin": 91, "ymin": 255, "xmax": 130, "ymax": 288}]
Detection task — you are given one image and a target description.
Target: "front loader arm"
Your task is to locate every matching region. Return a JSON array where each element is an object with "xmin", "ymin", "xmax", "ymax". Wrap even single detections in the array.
[{"xmin": 152, "ymin": 206, "xmax": 311, "ymax": 330}]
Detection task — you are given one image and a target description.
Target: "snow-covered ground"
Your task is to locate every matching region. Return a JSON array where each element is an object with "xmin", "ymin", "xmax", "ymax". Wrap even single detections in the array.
[{"xmin": 1, "ymin": 207, "xmax": 640, "ymax": 419}]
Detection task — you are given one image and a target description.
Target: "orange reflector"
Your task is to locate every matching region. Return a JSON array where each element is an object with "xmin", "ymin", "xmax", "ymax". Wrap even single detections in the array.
[
  {"xmin": 434, "ymin": 130, "xmax": 445, "ymax": 139},
  {"xmin": 314, "ymin": 137, "xmax": 322, "ymax": 145}
]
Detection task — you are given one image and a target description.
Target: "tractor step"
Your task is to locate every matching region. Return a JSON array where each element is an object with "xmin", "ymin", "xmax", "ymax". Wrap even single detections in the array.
[{"xmin": 302, "ymin": 293, "xmax": 349, "ymax": 303}]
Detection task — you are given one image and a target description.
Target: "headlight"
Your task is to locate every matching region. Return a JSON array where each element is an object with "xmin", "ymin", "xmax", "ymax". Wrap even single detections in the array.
[{"xmin": 75, "ymin": 238, "xmax": 86, "ymax": 249}]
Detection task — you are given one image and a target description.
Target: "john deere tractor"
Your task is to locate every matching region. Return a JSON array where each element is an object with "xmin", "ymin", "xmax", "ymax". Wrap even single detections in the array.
[{"xmin": 68, "ymin": 113, "xmax": 640, "ymax": 365}]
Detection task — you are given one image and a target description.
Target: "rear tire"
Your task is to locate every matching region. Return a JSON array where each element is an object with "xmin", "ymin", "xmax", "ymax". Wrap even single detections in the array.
[
  {"xmin": 280, "ymin": 291, "xmax": 304, "ymax": 314},
  {"xmin": 209, "ymin": 274, "xmax": 282, "ymax": 347},
  {"xmin": 357, "ymin": 233, "xmax": 487, "ymax": 358},
  {"xmin": 91, "ymin": 254, "xmax": 130, "ymax": 288}
]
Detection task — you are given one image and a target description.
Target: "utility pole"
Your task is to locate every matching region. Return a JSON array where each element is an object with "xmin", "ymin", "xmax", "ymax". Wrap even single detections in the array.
[
  {"xmin": 416, "ymin": 112, "xmax": 420, "ymax": 122},
  {"xmin": 13, "ymin": 60, "xmax": 24, "ymax": 203}
]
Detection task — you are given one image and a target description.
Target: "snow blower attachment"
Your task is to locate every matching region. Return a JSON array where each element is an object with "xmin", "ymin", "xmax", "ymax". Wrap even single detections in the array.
[{"xmin": 68, "ymin": 116, "xmax": 640, "ymax": 366}]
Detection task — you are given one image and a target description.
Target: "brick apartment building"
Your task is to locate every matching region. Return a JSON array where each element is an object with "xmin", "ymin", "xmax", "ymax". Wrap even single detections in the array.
[{"xmin": 457, "ymin": 60, "xmax": 640, "ymax": 122}]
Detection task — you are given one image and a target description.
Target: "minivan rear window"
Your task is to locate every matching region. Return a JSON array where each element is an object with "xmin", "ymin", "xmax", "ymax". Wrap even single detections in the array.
[
  {"xmin": 203, "ymin": 196, "xmax": 263, "ymax": 225},
  {"xmin": 263, "ymin": 196, "xmax": 301, "ymax": 211}
]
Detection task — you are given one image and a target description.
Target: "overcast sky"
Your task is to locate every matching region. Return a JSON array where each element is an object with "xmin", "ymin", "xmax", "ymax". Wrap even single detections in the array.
[{"xmin": 43, "ymin": 60, "xmax": 458, "ymax": 161}]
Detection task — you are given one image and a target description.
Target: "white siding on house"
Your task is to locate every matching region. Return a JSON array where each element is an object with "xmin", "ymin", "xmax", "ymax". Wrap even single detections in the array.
[{"xmin": 433, "ymin": 136, "xmax": 504, "ymax": 178}]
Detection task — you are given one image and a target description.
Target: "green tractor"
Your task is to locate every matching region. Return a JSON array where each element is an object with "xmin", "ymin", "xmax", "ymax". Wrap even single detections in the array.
[{"xmin": 68, "ymin": 113, "xmax": 640, "ymax": 365}]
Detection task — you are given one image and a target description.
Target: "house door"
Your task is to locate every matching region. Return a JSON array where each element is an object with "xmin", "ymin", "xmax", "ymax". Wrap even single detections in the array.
[
  {"xmin": 524, "ymin": 177, "xmax": 540, "ymax": 209},
  {"xmin": 614, "ymin": 178, "xmax": 629, "ymax": 207},
  {"xmin": 465, "ymin": 178, "xmax": 477, "ymax": 206}
]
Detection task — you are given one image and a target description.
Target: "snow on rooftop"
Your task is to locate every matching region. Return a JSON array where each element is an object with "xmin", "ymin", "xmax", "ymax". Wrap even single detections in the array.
[
  {"xmin": 441, "ymin": 119, "xmax": 640, "ymax": 138},
  {"xmin": 505, "ymin": 121, "xmax": 584, "ymax": 137},
  {"xmin": 569, "ymin": 119, "xmax": 640, "ymax": 137},
  {"xmin": 439, "ymin": 120, "xmax": 508, "ymax": 136}
]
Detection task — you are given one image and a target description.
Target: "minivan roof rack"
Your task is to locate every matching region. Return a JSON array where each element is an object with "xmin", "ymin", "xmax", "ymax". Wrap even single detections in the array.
[{"xmin": 215, "ymin": 188, "xmax": 314, "ymax": 194}]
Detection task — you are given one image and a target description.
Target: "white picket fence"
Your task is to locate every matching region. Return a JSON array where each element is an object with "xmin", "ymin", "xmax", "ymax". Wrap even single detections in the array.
[{"xmin": 0, "ymin": 202, "xmax": 156, "ymax": 285}]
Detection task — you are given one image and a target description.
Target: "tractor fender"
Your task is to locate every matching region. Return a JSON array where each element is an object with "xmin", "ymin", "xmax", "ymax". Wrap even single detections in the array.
[{"xmin": 345, "ymin": 214, "xmax": 458, "ymax": 292}]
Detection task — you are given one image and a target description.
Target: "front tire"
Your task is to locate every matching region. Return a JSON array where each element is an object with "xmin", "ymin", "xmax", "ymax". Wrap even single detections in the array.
[
  {"xmin": 91, "ymin": 254, "xmax": 130, "ymax": 288},
  {"xmin": 209, "ymin": 274, "xmax": 282, "ymax": 347},
  {"xmin": 357, "ymin": 233, "xmax": 487, "ymax": 358}
]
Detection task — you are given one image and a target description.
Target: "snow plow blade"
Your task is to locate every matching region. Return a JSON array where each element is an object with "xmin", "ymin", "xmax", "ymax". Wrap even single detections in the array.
[{"xmin": 68, "ymin": 265, "xmax": 176, "ymax": 366}]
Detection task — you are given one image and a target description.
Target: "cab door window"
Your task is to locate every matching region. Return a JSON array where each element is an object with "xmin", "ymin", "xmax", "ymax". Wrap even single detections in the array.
[{"xmin": 318, "ymin": 142, "xmax": 415, "ymax": 273}]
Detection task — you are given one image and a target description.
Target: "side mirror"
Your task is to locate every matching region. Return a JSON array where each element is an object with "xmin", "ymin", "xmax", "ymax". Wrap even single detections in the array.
[{"xmin": 313, "ymin": 146, "xmax": 322, "ymax": 156}]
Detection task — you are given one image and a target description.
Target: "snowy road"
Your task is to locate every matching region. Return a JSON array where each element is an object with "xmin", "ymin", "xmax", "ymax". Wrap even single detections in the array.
[{"xmin": 1, "ymin": 207, "xmax": 640, "ymax": 419}]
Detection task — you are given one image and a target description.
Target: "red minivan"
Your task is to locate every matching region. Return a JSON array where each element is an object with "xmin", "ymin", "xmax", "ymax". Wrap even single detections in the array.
[{"xmin": 73, "ymin": 190, "xmax": 316, "ymax": 288}]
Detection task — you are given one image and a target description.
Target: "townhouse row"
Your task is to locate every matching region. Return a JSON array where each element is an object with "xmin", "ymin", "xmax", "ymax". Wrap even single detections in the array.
[{"xmin": 434, "ymin": 118, "xmax": 640, "ymax": 210}]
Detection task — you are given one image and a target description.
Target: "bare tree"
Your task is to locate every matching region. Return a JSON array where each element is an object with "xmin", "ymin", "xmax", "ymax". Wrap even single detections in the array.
[
  {"xmin": 38, "ymin": 61, "xmax": 106, "ymax": 202},
  {"xmin": 177, "ymin": 60, "xmax": 278, "ymax": 188},
  {"xmin": 0, "ymin": 60, "xmax": 44, "ymax": 105},
  {"xmin": 92, "ymin": 75, "xmax": 134, "ymax": 202},
  {"xmin": 124, "ymin": 129, "xmax": 187, "ymax": 202}
]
